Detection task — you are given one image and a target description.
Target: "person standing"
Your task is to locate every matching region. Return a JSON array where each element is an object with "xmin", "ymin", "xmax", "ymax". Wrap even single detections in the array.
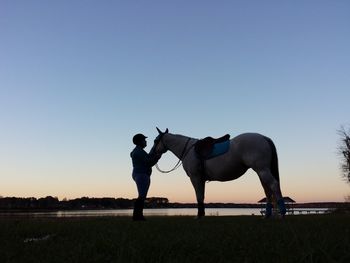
[{"xmin": 130, "ymin": 133, "xmax": 160, "ymax": 221}]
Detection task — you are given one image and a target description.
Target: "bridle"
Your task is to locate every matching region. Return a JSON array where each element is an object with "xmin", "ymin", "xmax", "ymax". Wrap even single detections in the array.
[{"xmin": 155, "ymin": 137, "xmax": 194, "ymax": 173}]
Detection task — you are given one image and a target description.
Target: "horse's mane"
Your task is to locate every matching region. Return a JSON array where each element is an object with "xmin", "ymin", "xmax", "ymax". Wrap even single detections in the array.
[{"xmin": 171, "ymin": 133, "xmax": 198, "ymax": 141}]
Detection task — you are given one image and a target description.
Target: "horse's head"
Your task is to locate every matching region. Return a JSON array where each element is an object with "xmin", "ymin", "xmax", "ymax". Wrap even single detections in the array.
[{"xmin": 150, "ymin": 127, "xmax": 169, "ymax": 155}]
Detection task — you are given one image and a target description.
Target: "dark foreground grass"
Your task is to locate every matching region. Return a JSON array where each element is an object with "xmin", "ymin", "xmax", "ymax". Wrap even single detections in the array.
[{"xmin": 0, "ymin": 214, "xmax": 349, "ymax": 263}]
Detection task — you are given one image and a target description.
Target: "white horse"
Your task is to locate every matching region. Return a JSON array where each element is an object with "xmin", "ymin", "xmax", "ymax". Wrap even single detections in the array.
[{"xmin": 151, "ymin": 128, "xmax": 286, "ymax": 218}]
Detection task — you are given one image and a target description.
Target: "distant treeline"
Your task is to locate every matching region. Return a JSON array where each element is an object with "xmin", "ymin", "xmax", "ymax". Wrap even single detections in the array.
[
  {"xmin": 0, "ymin": 196, "xmax": 348, "ymax": 210},
  {"xmin": 0, "ymin": 196, "xmax": 169, "ymax": 210}
]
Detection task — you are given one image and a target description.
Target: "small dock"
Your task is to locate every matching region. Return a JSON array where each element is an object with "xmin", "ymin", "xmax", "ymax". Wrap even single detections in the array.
[
  {"xmin": 260, "ymin": 209, "xmax": 329, "ymax": 216},
  {"xmin": 258, "ymin": 196, "xmax": 331, "ymax": 216},
  {"xmin": 287, "ymin": 209, "xmax": 329, "ymax": 215}
]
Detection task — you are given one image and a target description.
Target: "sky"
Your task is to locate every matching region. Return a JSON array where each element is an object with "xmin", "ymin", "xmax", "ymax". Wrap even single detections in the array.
[{"xmin": 1, "ymin": 0, "xmax": 349, "ymax": 203}]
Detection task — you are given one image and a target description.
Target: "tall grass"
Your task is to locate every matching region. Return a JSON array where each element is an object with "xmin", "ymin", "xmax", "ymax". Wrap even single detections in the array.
[{"xmin": 0, "ymin": 215, "xmax": 349, "ymax": 263}]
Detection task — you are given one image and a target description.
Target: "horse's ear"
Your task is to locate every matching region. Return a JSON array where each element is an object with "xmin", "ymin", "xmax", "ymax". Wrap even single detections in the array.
[
  {"xmin": 165, "ymin": 128, "xmax": 169, "ymax": 133},
  {"xmin": 156, "ymin": 127, "xmax": 162, "ymax": 134}
]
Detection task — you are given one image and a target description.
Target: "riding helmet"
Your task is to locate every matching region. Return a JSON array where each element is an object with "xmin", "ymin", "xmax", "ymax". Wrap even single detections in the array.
[{"xmin": 133, "ymin": 133, "xmax": 147, "ymax": 145}]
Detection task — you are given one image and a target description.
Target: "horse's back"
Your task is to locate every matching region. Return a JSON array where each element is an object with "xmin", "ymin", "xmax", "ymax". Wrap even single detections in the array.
[
  {"xmin": 206, "ymin": 133, "xmax": 272, "ymax": 176},
  {"xmin": 231, "ymin": 133, "xmax": 271, "ymax": 149},
  {"xmin": 230, "ymin": 133, "xmax": 274, "ymax": 168},
  {"xmin": 203, "ymin": 133, "xmax": 262, "ymax": 180}
]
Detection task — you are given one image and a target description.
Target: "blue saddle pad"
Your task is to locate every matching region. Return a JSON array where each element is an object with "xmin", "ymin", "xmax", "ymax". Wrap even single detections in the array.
[{"xmin": 207, "ymin": 140, "xmax": 230, "ymax": 159}]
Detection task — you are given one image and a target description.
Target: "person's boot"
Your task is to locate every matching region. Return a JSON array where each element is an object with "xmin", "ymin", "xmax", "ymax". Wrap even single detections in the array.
[
  {"xmin": 132, "ymin": 198, "xmax": 140, "ymax": 220},
  {"xmin": 138, "ymin": 199, "xmax": 146, "ymax": 221},
  {"xmin": 132, "ymin": 198, "xmax": 146, "ymax": 221}
]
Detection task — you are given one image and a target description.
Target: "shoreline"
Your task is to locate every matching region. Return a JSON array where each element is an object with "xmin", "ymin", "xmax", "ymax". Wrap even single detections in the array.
[{"xmin": 0, "ymin": 202, "xmax": 348, "ymax": 213}]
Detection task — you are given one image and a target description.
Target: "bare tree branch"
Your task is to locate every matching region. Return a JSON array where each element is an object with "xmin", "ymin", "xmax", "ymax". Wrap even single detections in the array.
[{"xmin": 338, "ymin": 125, "xmax": 350, "ymax": 184}]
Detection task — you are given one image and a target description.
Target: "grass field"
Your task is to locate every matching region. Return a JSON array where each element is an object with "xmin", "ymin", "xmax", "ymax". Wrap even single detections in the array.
[{"xmin": 0, "ymin": 214, "xmax": 349, "ymax": 263}]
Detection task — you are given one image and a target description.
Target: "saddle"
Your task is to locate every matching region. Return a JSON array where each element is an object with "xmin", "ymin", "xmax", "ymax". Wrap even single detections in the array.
[{"xmin": 194, "ymin": 134, "xmax": 230, "ymax": 159}]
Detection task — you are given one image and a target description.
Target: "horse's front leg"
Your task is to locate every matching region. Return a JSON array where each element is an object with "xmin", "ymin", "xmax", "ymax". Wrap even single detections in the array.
[{"xmin": 190, "ymin": 175, "xmax": 206, "ymax": 218}]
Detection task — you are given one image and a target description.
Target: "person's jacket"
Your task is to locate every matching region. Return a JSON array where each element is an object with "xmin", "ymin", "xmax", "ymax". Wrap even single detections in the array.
[{"xmin": 130, "ymin": 146, "xmax": 159, "ymax": 175}]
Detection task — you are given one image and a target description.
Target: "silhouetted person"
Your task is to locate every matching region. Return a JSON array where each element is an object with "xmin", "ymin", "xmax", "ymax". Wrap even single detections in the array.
[{"xmin": 130, "ymin": 133, "xmax": 160, "ymax": 221}]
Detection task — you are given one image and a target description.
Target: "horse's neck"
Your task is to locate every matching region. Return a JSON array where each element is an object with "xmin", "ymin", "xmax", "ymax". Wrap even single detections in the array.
[{"xmin": 164, "ymin": 134, "xmax": 193, "ymax": 159}]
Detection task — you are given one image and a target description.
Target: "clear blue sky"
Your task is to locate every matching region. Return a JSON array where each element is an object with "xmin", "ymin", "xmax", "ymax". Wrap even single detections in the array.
[{"xmin": 1, "ymin": 0, "xmax": 349, "ymax": 202}]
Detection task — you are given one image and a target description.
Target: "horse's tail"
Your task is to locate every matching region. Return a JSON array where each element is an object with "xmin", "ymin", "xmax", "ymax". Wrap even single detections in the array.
[{"xmin": 264, "ymin": 136, "xmax": 280, "ymax": 183}]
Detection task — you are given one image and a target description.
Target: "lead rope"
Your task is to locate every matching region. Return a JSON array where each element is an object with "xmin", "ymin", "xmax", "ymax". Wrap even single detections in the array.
[
  {"xmin": 155, "ymin": 138, "xmax": 193, "ymax": 174},
  {"xmin": 155, "ymin": 160, "xmax": 182, "ymax": 173}
]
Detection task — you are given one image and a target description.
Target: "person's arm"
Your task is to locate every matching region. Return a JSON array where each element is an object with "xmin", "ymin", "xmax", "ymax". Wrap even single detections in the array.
[
  {"xmin": 146, "ymin": 151, "xmax": 161, "ymax": 167},
  {"xmin": 135, "ymin": 149, "xmax": 161, "ymax": 167}
]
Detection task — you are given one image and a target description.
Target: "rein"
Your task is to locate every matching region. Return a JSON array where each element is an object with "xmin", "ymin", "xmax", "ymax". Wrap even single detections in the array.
[{"xmin": 155, "ymin": 138, "xmax": 193, "ymax": 173}]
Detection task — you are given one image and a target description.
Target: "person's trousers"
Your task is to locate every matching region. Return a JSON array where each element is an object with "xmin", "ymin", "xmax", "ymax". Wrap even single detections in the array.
[
  {"xmin": 132, "ymin": 172, "xmax": 150, "ymax": 220},
  {"xmin": 132, "ymin": 172, "xmax": 150, "ymax": 199}
]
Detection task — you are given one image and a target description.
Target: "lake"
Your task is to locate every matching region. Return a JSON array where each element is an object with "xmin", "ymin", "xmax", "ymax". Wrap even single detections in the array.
[{"xmin": 0, "ymin": 208, "xmax": 329, "ymax": 217}]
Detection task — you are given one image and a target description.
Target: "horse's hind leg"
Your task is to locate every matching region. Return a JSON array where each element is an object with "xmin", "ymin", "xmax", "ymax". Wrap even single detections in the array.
[
  {"xmin": 258, "ymin": 169, "xmax": 286, "ymax": 217},
  {"xmin": 259, "ymin": 179, "xmax": 273, "ymax": 218}
]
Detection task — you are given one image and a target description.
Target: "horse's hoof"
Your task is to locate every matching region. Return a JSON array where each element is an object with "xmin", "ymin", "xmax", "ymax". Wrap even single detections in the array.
[{"xmin": 194, "ymin": 216, "xmax": 204, "ymax": 220}]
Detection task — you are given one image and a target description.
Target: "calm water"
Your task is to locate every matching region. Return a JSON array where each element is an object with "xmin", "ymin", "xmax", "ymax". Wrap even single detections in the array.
[{"xmin": 0, "ymin": 208, "xmax": 329, "ymax": 218}]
